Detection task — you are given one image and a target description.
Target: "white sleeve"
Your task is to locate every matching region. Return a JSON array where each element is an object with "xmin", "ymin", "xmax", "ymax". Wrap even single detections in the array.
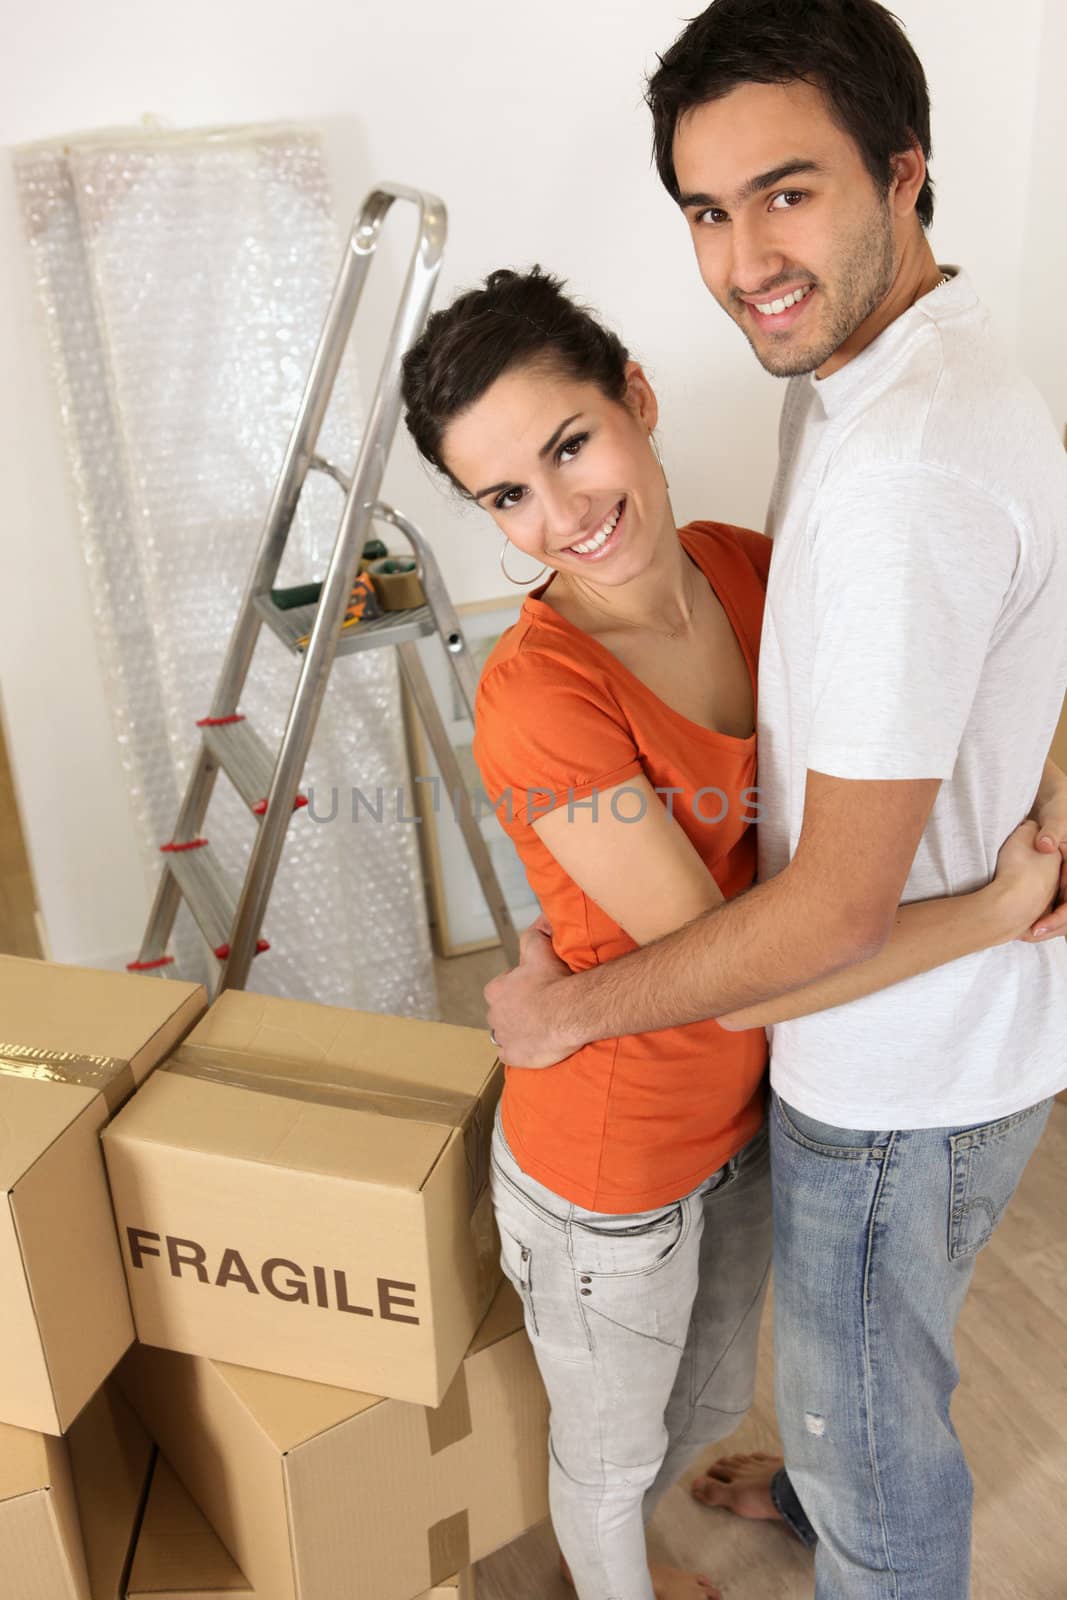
[{"xmin": 806, "ymin": 466, "xmax": 1019, "ymax": 780}]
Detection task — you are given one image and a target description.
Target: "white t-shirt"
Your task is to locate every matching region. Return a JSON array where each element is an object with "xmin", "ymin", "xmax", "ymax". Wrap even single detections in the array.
[{"xmin": 759, "ymin": 268, "xmax": 1067, "ymax": 1128}]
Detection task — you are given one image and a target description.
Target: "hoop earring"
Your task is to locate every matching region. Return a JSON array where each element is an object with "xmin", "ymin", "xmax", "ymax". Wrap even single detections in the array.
[{"xmin": 500, "ymin": 539, "xmax": 550, "ymax": 586}]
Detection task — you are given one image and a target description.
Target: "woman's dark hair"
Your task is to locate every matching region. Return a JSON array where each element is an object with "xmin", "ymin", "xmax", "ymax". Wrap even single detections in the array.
[
  {"xmin": 401, "ymin": 266, "xmax": 630, "ymax": 492},
  {"xmin": 647, "ymin": 0, "xmax": 935, "ymax": 229}
]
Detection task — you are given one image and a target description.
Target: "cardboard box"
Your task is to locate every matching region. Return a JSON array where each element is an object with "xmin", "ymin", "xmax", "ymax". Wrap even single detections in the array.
[
  {"xmin": 0, "ymin": 957, "xmax": 205, "ymax": 1433},
  {"xmin": 0, "ymin": 1421, "xmax": 89, "ymax": 1600},
  {"xmin": 104, "ymin": 990, "xmax": 503, "ymax": 1405},
  {"xmin": 118, "ymin": 1283, "xmax": 547, "ymax": 1600},
  {"xmin": 70, "ymin": 1383, "xmax": 155, "ymax": 1600},
  {"xmin": 126, "ymin": 1456, "xmax": 476, "ymax": 1600},
  {"xmin": 0, "ymin": 1378, "xmax": 154, "ymax": 1600},
  {"xmin": 127, "ymin": 1456, "xmax": 251, "ymax": 1599}
]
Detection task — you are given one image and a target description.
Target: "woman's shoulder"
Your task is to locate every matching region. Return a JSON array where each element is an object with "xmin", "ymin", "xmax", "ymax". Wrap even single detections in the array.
[
  {"xmin": 478, "ymin": 600, "xmax": 615, "ymax": 697},
  {"xmin": 680, "ymin": 519, "xmax": 772, "ymax": 589}
]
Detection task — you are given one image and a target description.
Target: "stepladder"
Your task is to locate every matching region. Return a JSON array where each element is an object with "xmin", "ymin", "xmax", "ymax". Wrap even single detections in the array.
[{"xmin": 129, "ymin": 183, "xmax": 520, "ymax": 993}]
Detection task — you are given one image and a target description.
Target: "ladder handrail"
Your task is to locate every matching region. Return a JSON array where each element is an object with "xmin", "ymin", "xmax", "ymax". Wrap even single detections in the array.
[
  {"xmin": 218, "ymin": 187, "xmax": 446, "ymax": 989},
  {"xmin": 209, "ymin": 184, "xmax": 446, "ymax": 722}
]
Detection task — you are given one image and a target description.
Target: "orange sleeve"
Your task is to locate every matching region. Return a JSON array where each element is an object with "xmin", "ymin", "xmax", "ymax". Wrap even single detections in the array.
[{"xmin": 474, "ymin": 650, "xmax": 643, "ymax": 828}]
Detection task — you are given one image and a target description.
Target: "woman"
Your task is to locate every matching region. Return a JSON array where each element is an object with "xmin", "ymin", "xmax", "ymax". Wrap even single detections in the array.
[{"xmin": 400, "ymin": 268, "xmax": 1058, "ymax": 1600}]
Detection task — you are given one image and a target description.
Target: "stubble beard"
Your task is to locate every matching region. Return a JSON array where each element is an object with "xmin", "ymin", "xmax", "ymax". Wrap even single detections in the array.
[{"xmin": 740, "ymin": 202, "xmax": 898, "ymax": 379}]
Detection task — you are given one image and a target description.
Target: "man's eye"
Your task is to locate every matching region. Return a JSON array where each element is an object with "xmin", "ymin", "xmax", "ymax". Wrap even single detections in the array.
[
  {"xmin": 695, "ymin": 208, "xmax": 728, "ymax": 227},
  {"xmin": 494, "ymin": 486, "xmax": 525, "ymax": 511},
  {"xmin": 558, "ymin": 432, "xmax": 588, "ymax": 462},
  {"xmin": 770, "ymin": 191, "xmax": 806, "ymax": 211}
]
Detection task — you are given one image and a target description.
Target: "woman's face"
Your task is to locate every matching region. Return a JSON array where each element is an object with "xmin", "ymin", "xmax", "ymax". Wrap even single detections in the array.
[{"xmin": 441, "ymin": 360, "xmax": 672, "ymax": 587}]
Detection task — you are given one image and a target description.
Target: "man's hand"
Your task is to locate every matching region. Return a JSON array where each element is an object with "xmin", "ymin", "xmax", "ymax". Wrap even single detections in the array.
[{"xmin": 485, "ymin": 916, "xmax": 577, "ymax": 1068}]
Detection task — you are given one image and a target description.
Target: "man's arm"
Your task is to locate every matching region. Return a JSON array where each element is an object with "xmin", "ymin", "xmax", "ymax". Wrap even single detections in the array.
[{"xmin": 486, "ymin": 771, "xmax": 940, "ymax": 1065}]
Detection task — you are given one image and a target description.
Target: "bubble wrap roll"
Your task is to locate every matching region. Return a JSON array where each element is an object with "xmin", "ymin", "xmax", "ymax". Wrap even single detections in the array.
[{"xmin": 15, "ymin": 125, "xmax": 436, "ymax": 1016}]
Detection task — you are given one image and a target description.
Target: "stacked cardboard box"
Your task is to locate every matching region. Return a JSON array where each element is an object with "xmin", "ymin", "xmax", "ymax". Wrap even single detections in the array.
[
  {"xmin": 119, "ymin": 1279, "xmax": 547, "ymax": 1600},
  {"xmin": 126, "ymin": 1456, "xmax": 477, "ymax": 1600},
  {"xmin": 0, "ymin": 956, "xmax": 206, "ymax": 1595},
  {"xmin": 103, "ymin": 990, "xmax": 505, "ymax": 1404},
  {"xmin": 1, "ymin": 1382, "xmax": 154, "ymax": 1600},
  {"xmin": 0, "ymin": 956, "xmax": 205, "ymax": 1433},
  {"xmin": 1, "ymin": 968, "xmax": 551, "ymax": 1598}
]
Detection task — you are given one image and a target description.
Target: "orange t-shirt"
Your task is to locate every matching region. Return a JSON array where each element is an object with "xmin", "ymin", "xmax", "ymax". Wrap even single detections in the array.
[{"xmin": 473, "ymin": 521, "xmax": 771, "ymax": 1213}]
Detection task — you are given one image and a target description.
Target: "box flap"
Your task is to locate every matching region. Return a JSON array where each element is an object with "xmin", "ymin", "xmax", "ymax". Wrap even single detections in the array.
[
  {"xmin": 69, "ymin": 1384, "xmax": 154, "ymax": 1600},
  {"xmin": 0, "ymin": 1420, "xmax": 53, "ymax": 1503},
  {"xmin": 105, "ymin": 1070, "xmax": 449, "ymax": 1191},
  {"xmin": 126, "ymin": 1455, "xmax": 251, "ymax": 1597},
  {"xmin": 213, "ymin": 1358, "xmax": 383, "ymax": 1454},
  {"xmin": 0, "ymin": 957, "xmax": 204, "ymax": 1105},
  {"xmin": 468, "ymin": 1281, "xmax": 524, "ymax": 1355},
  {"xmin": 0, "ymin": 1076, "xmax": 102, "ymax": 1193},
  {"xmin": 12, "ymin": 1098, "xmax": 135, "ymax": 1433}
]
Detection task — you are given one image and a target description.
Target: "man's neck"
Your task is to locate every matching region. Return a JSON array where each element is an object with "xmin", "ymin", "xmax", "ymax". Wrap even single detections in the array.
[{"xmin": 816, "ymin": 234, "xmax": 943, "ymax": 381}]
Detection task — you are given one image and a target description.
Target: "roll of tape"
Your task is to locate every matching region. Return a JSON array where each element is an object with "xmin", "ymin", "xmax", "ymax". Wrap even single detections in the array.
[{"xmin": 369, "ymin": 556, "xmax": 425, "ymax": 611}]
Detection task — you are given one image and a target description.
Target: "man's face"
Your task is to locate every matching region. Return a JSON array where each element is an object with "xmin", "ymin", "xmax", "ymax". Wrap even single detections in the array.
[{"xmin": 672, "ymin": 79, "xmax": 899, "ymax": 377}]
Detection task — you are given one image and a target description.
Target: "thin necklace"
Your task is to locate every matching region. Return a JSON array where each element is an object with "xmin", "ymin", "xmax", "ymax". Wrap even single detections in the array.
[{"xmin": 570, "ymin": 564, "xmax": 697, "ymax": 641}]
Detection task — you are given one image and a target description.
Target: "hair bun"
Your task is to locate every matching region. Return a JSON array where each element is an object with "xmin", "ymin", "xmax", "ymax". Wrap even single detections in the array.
[{"xmin": 484, "ymin": 268, "xmax": 521, "ymax": 292}]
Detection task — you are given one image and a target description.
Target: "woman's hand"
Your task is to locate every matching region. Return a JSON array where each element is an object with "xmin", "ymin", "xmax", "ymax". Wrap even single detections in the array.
[
  {"xmin": 991, "ymin": 821, "xmax": 1063, "ymax": 942},
  {"xmin": 1027, "ymin": 771, "xmax": 1067, "ymax": 940}
]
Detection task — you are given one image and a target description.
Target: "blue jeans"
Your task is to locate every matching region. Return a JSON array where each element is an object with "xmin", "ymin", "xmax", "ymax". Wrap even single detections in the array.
[{"xmin": 768, "ymin": 1090, "xmax": 1053, "ymax": 1600}]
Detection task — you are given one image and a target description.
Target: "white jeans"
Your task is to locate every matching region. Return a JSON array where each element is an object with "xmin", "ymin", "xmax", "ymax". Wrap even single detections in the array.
[{"xmin": 490, "ymin": 1110, "xmax": 772, "ymax": 1600}]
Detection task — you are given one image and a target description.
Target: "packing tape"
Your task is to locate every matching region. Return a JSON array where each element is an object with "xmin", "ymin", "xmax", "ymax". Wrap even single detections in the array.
[
  {"xmin": 0, "ymin": 1043, "xmax": 134, "ymax": 1115},
  {"xmin": 426, "ymin": 1510, "xmax": 471, "ymax": 1585},
  {"xmin": 425, "ymin": 1366, "xmax": 473, "ymax": 1456},
  {"xmin": 165, "ymin": 1044, "xmax": 503, "ymax": 1213},
  {"xmin": 368, "ymin": 557, "xmax": 425, "ymax": 612}
]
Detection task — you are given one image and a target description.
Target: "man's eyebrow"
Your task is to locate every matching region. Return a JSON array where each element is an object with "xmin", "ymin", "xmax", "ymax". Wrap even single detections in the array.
[
  {"xmin": 677, "ymin": 159, "xmax": 824, "ymax": 212},
  {"xmin": 474, "ymin": 413, "xmax": 584, "ymax": 502}
]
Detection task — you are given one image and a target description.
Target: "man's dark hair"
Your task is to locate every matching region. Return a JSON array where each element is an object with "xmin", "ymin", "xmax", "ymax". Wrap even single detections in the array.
[
  {"xmin": 647, "ymin": 0, "xmax": 935, "ymax": 229},
  {"xmin": 401, "ymin": 267, "xmax": 630, "ymax": 492}
]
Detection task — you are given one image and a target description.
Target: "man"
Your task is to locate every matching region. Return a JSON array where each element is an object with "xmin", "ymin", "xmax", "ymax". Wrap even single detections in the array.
[{"xmin": 486, "ymin": 1, "xmax": 1067, "ymax": 1593}]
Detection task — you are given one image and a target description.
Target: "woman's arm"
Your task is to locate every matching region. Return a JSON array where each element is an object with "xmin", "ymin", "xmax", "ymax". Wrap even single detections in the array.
[
  {"xmin": 532, "ymin": 774, "xmax": 725, "ymax": 948},
  {"xmin": 718, "ymin": 821, "xmax": 1059, "ymax": 1030}
]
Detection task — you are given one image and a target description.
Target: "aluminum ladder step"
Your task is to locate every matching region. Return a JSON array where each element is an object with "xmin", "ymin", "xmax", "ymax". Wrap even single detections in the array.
[
  {"xmin": 161, "ymin": 840, "xmax": 269, "ymax": 962},
  {"xmin": 198, "ymin": 715, "xmax": 307, "ymax": 817},
  {"xmin": 253, "ymin": 594, "xmax": 437, "ymax": 657}
]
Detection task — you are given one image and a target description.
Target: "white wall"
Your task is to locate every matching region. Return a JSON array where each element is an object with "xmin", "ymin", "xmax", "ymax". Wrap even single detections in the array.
[
  {"xmin": 0, "ymin": 0, "xmax": 1055, "ymax": 965},
  {"xmin": 1018, "ymin": 0, "xmax": 1067, "ymax": 434}
]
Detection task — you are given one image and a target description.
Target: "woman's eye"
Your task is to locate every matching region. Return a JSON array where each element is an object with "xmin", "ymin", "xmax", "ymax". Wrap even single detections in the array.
[
  {"xmin": 770, "ymin": 191, "xmax": 806, "ymax": 211},
  {"xmin": 494, "ymin": 486, "xmax": 525, "ymax": 511},
  {"xmin": 695, "ymin": 208, "xmax": 728, "ymax": 227},
  {"xmin": 558, "ymin": 432, "xmax": 588, "ymax": 462}
]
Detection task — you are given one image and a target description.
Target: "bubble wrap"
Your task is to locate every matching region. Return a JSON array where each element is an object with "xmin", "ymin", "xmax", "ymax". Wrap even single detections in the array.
[{"xmin": 15, "ymin": 126, "xmax": 436, "ymax": 1017}]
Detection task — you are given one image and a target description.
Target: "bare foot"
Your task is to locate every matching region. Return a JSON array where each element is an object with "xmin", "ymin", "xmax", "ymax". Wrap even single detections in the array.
[
  {"xmin": 560, "ymin": 1553, "xmax": 722, "ymax": 1597},
  {"xmin": 691, "ymin": 1452, "xmax": 785, "ymax": 1523}
]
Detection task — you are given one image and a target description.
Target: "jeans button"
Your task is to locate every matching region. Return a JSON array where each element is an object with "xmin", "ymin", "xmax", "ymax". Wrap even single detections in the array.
[
  {"xmin": 579, "ymin": 1275, "xmax": 591, "ymax": 1283},
  {"xmin": 580, "ymin": 1287, "xmax": 592, "ymax": 1296}
]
